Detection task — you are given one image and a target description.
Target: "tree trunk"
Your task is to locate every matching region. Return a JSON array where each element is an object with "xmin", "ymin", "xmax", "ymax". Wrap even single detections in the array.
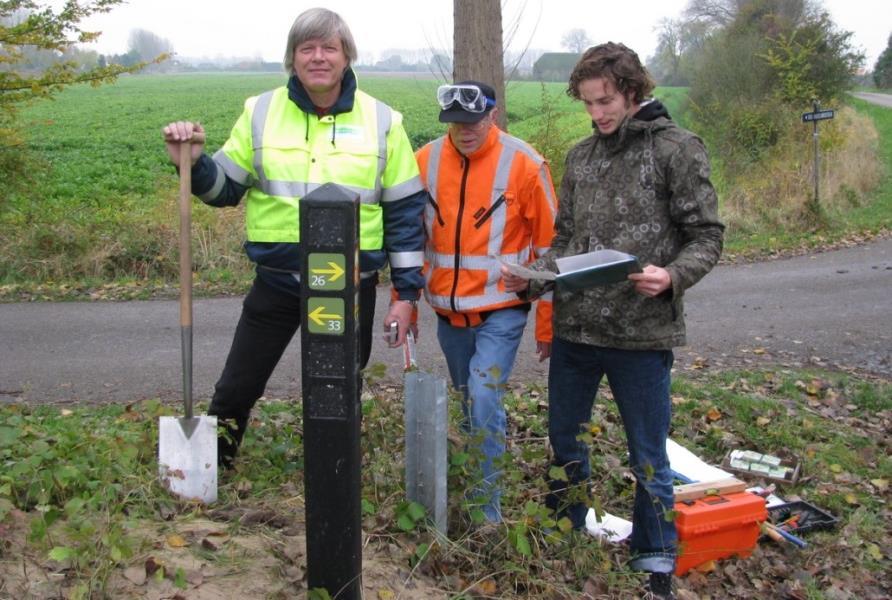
[{"xmin": 453, "ymin": 0, "xmax": 507, "ymax": 131}]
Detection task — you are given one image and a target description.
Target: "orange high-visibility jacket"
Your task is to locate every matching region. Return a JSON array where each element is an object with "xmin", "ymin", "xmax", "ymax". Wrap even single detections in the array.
[{"xmin": 416, "ymin": 126, "xmax": 557, "ymax": 342}]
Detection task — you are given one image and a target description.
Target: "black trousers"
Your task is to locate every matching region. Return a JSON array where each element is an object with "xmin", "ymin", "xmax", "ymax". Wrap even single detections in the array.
[{"xmin": 208, "ymin": 274, "xmax": 378, "ymax": 463}]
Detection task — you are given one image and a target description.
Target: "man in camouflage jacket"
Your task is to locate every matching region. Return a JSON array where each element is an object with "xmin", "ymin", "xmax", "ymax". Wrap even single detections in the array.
[{"xmin": 503, "ymin": 42, "xmax": 723, "ymax": 598}]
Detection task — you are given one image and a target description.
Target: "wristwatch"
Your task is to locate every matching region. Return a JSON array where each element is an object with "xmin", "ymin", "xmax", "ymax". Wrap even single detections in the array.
[{"xmin": 400, "ymin": 298, "xmax": 418, "ymax": 308}]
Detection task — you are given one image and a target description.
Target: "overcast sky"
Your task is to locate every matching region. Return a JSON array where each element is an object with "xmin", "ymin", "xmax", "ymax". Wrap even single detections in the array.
[{"xmin": 78, "ymin": 0, "xmax": 887, "ymax": 69}]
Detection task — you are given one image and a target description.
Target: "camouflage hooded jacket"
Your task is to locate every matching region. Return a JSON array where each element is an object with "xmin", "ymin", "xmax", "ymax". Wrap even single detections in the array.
[{"xmin": 531, "ymin": 101, "xmax": 724, "ymax": 350}]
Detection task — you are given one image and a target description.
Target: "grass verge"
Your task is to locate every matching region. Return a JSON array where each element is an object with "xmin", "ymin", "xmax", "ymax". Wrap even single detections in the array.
[
  {"xmin": 722, "ymin": 96, "xmax": 892, "ymax": 259},
  {"xmin": 1, "ymin": 367, "xmax": 889, "ymax": 598}
]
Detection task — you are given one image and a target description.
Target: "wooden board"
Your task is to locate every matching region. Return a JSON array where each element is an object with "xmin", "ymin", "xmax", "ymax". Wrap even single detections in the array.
[{"xmin": 674, "ymin": 478, "xmax": 748, "ymax": 502}]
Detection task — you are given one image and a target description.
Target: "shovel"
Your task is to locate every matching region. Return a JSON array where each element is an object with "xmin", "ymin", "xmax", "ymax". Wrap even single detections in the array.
[
  {"xmin": 402, "ymin": 330, "xmax": 448, "ymax": 534},
  {"xmin": 158, "ymin": 134, "xmax": 217, "ymax": 503}
]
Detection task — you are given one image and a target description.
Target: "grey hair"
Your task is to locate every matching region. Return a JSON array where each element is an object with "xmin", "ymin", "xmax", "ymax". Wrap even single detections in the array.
[{"xmin": 283, "ymin": 8, "xmax": 358, "ymax": 73}]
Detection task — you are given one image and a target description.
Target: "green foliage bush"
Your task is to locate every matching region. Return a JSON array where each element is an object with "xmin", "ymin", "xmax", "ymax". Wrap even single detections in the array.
[
  {"xmin": 874, "ymin": 33, "xmax": 892, "ymax": 89},
  {"xmin": 686, "ymin": 0, "xmax": 870, "ymax": 230}
]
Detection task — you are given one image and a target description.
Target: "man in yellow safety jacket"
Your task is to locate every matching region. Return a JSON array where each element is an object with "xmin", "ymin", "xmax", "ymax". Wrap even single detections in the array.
[
  {"xmin": 162, "ymin": 8, "xmax": 425, "ymax": 467},
  {"xmin": 415, "ymin": 80, "xmax": 557, "ymax": 522}
]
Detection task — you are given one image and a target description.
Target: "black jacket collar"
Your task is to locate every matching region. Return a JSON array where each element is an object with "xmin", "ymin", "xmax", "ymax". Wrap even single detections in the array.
[{"xmin": 287, "ymin": 67, "xmax": 357, "ymax": 116}]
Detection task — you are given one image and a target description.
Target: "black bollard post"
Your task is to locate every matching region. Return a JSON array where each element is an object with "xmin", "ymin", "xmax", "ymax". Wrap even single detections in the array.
[{"xmin": 300, "ymin": 183, "xmax": 362, "ymax": 598}]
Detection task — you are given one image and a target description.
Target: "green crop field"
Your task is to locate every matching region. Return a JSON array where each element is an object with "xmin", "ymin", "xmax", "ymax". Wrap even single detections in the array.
[
  {"xmin": 11, "ymin": 74, "xmax": 570, "ymax": 212},
  {"xmin": 1, "ymin": 74, "xmax": 688, "ymax": 294},
  {"xmin": 10, "ymin": 73, "xmax": 688, "ymax": 214}
]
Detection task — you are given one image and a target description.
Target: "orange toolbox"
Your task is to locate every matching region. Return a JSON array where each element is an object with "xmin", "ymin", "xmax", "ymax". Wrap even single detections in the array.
[{"xmin": 674, "ymin": 491, "xmax": 767, "ymax": 576}]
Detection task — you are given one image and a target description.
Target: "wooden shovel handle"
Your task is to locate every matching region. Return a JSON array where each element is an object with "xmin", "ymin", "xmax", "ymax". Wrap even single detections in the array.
[
  {"xmin": 178, "ymin": 139, "xmax": 200, "ymax": 418},
  {"xmin": 178, "ymin": 142, "xmax": 194, "ymax": 328},
  {"xmin": 176, "ymin": 128, "xmax": 205, "ymax": 328}
]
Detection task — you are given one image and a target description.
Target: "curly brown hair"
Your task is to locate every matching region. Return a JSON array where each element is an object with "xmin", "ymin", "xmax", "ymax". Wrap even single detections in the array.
[{"xmin": 567, "ymin": 42, "xmax": 655, "ymax": 104}]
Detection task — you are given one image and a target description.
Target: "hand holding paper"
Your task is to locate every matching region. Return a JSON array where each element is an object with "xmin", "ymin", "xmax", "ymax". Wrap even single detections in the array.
[
  {"xmin": 628, "ymin": 265, "xmax": 672, "ymax": 297},
  {"xmin": 498, "ymin": 258, "xmax": 556, "ymax": 281},
  {"xmin": 496, "ymin": 250, "xmax": 642, "ymax": 292}
]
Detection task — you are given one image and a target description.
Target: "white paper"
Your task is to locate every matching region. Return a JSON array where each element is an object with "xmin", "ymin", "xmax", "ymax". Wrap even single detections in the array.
[
  {"xmin": 554, "ymin": 249, "xmax": 639, "ymax": 274},
  {"xmin": 585, "ymin": 509, "xmax": 633, "ymax": 543},
  {"xmin": 496, "ymin": 257, "xmax": 556, "ymax": 281},
  {"xmin": 667, "ymin": 438, "xmax": 734, "ymax": 483},
  {"xmin": 746, "ymin": 486, "xmax": 787, "ymax": 508}
]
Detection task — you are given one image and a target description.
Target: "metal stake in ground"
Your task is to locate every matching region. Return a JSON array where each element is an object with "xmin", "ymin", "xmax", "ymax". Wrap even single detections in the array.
[{"xmin": 300, "ymin": 183, "xmax": 362, "ymax": 598}]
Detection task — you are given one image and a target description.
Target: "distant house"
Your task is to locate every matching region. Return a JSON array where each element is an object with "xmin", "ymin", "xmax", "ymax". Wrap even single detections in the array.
[{"xmin": 533, "ymin": 53, "xmax": 580, "ymax": 82}]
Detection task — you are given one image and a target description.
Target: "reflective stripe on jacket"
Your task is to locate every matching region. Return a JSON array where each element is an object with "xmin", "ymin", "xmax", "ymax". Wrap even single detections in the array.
[
  {"xmin": 209, "ymin": 85, "xmax": 423, "ymax": 263},
  {"xmin": 416, "ymin": 127, "xmax": 557, "ymax": 342}
]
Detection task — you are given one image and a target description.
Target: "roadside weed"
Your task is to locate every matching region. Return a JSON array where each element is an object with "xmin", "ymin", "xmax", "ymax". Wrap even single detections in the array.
[{"xmin": 0, "ymin": 368, "xmax": 888, "ymax": 596}]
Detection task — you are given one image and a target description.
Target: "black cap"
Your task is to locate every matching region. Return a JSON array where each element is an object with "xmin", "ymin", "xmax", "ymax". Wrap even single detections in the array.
[{"xmin": 438, "ymin": 80, "xmax": 496, "ymax": 124}]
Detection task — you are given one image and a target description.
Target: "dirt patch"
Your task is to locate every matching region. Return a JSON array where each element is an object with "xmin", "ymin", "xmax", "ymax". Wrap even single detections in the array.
[{"xmin": 0, "ymin": 508, "xmax": 445, "ymax": 599}]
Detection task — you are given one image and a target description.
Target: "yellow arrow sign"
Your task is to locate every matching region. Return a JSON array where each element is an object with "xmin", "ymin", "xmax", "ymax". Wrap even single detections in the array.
[
  {"xmin": 308, "ymin": 304, "xmax": 343, "ymax": 326},
  {"xmin": 311, "ymin": 261, "xmax": 345, "ymax": 282}
]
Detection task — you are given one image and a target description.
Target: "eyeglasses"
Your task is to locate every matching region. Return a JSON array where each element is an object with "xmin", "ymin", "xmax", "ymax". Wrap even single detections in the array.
[{"xmin": 437, "ymin": 84, "xmax": 495, "ymax": 113}]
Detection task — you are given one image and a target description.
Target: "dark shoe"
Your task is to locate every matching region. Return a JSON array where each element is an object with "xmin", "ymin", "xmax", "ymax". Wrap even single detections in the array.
[
  {"xmin": 216, "ymin": 419, "xmax": 242, "ymax": 469},
  {"xmin": 644, "ymin": 572, "xmax": 676, "ymax": 600}
]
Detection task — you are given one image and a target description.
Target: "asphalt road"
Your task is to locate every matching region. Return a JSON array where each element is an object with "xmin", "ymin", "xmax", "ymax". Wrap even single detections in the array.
[
  {"xmin": 852, "ymin": 92, "xmax": 892, "ymax": 109},
  {"xmin": 2, "ymin": 236, "xmax": 890, "ymax": 405}
]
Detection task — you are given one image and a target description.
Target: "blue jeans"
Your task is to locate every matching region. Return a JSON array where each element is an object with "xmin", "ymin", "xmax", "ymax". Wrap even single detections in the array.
[
  {"xmin": 436, "ymin": 307, "xmax": 528, "ymax": 522},
  {"xmin": 547, "ymin": 337, "xmax": 676, "ymax": 573}
]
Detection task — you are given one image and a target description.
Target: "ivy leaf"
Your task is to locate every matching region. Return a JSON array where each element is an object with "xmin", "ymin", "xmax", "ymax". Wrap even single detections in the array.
[
  {"xmin": 397, "ymin": 514, "xmax": 415, "ymax": 531},
  {"xmin": 0, "ymin": 426, "xmax": 20, "ymax": 446},
  {"xmin": 49, "ymin": 546, "xmax": 76, "ymax": 562},
  {"xmin": 173, "ymin": 567, "xmax": 187, "ymax": 589},
  {"xmin": 0, "ymin": 498, "xmax": 13, "ymax": 522},
  {"xmin": 513, "ymin": 531, "xmax": 532, "ymax": 556},
  {"xmin": 548, "ymin": 465, "xmax": 568, "ymax": 482},
  {"xmin": 406, "ymin": 501, "xmax": 426, "ymax": 522},
  {"xmin": 450, "ymin": 452, "xmax": 469, "ymax": 467},
  {"xmin": 361, "ymin": 498, "xmax": 376, "ymax": 515},
  {"xmin": 557, "ymin": 516, "xmax": 574, "ymax": 533}
]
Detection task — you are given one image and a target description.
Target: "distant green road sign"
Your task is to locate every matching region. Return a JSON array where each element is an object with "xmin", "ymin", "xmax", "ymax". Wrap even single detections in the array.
[
  {"xmin": 308, "ymin": 253, "xmax": 346, "ymax": 291},
  {"xmin": 307, "ymin": 298, "xmax": 345, "ymax": 335}
]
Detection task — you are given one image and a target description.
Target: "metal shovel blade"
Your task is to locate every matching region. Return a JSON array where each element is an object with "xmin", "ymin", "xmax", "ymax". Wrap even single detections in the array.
[{"xmin": 159, "ymin": 415, "xmax": 218, "ymax": 503}]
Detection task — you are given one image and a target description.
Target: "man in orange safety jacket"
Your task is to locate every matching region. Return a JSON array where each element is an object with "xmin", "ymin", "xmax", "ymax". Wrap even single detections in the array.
[{"xmin": 415, "ymin": 80, "xmax": 557, "ymax": 523}]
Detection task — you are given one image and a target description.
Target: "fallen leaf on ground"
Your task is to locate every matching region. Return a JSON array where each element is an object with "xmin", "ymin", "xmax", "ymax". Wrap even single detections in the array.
[
  {"xmin": 166, "ymin": 534, "xmax": 188, "ymax": 548},
  {"xmin": 869, "ymin": 478, "xmax": 888, "ymax": 492},
  {"xmin": 471, "ymin": 578, "xmax": 498, "ymax": 595},
  {"xmin": 201, "ymin": 538, "xmax": 219, "ymax": 551},
  {"xmin": 696, "ymin": 560, "xmax": 716, "ymax": 573},
  {"xmin": 123, "ymin": 565, "xmax": 146, "ymax": 586}
]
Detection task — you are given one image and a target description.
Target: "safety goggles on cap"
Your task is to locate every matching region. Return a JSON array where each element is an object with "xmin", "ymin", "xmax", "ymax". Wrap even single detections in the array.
[{"xmin": 436, "ymin": 84, "xmax": 495, "ymax": 113}]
